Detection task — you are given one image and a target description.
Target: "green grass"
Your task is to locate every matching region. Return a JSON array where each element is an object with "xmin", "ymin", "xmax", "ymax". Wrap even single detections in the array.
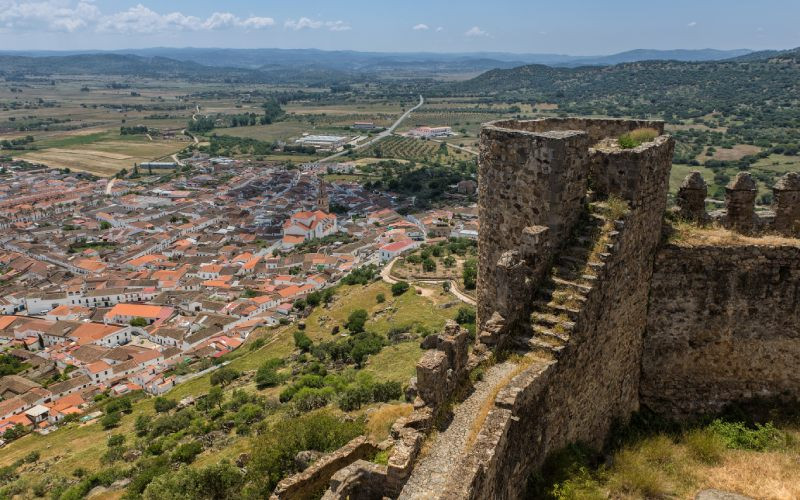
[{"xmin": 35, "ymin": 131, "xmax": 110, "ymax": 149}]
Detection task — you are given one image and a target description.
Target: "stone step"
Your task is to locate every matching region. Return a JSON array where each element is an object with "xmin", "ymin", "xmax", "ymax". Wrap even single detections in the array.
[
  {"xmin": 531, "ymin": 323, "xmax": 570, "ymax": 343},
  {"xmin": 530, "ymin": 311, "xmax": 575, "ymax": 330},
  {"xmin": 527, "ymin": 337, "xmax": 566, "ymax": 357},
  {"xmin": 551, "ymin": 276, "xmax": 593, "ymax": 294},
  {"xmin": 548, "ymin": 288, "xmax": 587, "ymax": 303},
  {"xmin": 542, "ymin": 301, "xmax": 582, "ymax": 320}
]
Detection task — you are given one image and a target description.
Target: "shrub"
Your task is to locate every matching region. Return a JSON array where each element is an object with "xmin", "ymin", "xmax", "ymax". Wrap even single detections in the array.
[
  {"xmin": 391, "ymin": 281, "xmax": 410, "ymax": 296},
  {"xmin": 142, "ymin": 462, "xmax": 244, "ymax": 500},
  {"xmin": 23, "ymin": 451, "xmax": 40, "ymax": 463},
  {"xmin": 346, "ymin": 309, "xmax": 368, "ymax": 333},
  {"xmin": 376, "ymin": 293, "xmax": 385, "ymax": 304},
  {"xmin": 708, "ymin": 419, "xmax": 789, "ymax": 451},
  {"xmin": 256, "ymin": 360, "xmax": 286, "ymax": 389},
  {"xmin": 210, "ymin": 367, "xmax": 240, "ymax": 387},
  {"xmin": 372, "ymin": 381, "xmax": 403, "ymax": 402},
  {"xmin": 247, "ymin": 410, "xmax": 365, "ymax": 495},
  {"xmin": 105, "ymin": 397, "xmax": 133, "ymax": 414},
  {"xmin": 153, "ymin": 397, "xmax": 177, "ymax": 413},
  {"xmin": 171, "ymin": 441, "xmax": 204, "ymax": 464},
  {"xmin": 293, "ymin": 331, "xmax": 312, "ymax": 352},
  {"xmin": 618, "ymin": 128, "xmax": 659, "ymax": 149},
  {"xmin": 293, "ymin": 387, "xmax": 335, "ymax": 413},
  {"xmin": 462, "ymin": 259, "xmax": 477, "ymax": 290},
  {"xmin": 107, "ymin": 434, "xmax": 125, "ymax": 447},
  {"xmin": 101, "ymin": 412, "xmax": 121, "ymax": 430},
  {"xmin": 130, "ymin": 317, "xmax": 148, "ymax": 327},
  {"xmin": 455, "ymin": 306, "xmax": 476, "ymax": 325}
]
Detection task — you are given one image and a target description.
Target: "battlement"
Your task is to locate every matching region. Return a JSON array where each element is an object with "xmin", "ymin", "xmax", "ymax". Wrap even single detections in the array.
[{"xmin": 677, "ymin": 170, "xmax": 800, "ymax": 236}]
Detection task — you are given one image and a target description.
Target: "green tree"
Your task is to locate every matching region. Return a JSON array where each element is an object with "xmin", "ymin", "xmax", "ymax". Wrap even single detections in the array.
[
  {"xmin": 462, "ymin": 259, "xmax": 477, "ymax": 290},
  {"xmin": 210, "ymin": 367, "xmax": 239, "ymax": 387},
  {"xmin": 130, "ymin": 317, "xmax": 148, "ymax": 327},
  {"xmin": 293, "ymin": 331, "xmax": 312, "ymax": 352},
  {"xmin": 345, "ymin": 309, "xmax": 368, "ymax": 333},
  {"xmin": 153, "ymin": 397, "xmax": 177, "ymax": 413},
  {"xmin": 391, "ymin": 281, "xmax": 410, "ymax": 296}
]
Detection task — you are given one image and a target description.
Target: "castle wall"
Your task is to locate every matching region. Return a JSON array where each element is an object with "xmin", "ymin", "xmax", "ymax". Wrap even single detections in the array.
[
  {"xmin": 641, "ymin": 243, "xmax": 800, "ymax": 416},
  {"xmin": 455, "ymin": 130, "xmax": 673, "ymax": 499},
  {"xmin": 477, "ymin": 125, "xmax": 589, "ymax": 330}
]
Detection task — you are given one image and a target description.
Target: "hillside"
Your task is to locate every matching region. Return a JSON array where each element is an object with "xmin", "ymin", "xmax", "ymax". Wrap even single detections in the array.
[{"xmin": 449, "ymin": 48, "xmax": 800, "ymax": 146}]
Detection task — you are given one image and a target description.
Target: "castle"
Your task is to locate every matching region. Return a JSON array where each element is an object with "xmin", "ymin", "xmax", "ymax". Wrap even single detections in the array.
[{"xmin": 272, "ymin": 118, "xmax": 800, "ymax": 499}]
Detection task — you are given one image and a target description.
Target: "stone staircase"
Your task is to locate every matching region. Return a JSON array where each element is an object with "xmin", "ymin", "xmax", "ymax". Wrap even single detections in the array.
[{"xmin": 518, "ymin": 201, "xmax": 625, "ymax": 356}]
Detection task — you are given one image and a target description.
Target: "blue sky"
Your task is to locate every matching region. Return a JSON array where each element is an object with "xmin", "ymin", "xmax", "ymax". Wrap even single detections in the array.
[{"xmin": 0, "ymin": 0, "xmax": 797, "ymax": 53}]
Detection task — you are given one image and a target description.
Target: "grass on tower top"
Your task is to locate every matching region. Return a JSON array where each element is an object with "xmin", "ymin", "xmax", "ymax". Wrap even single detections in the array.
[{"xmin": 619, "ymin": 128, "xmax": 660, "ymax": 149}]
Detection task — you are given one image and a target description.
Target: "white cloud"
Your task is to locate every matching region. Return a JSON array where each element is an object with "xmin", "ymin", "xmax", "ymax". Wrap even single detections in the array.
[
  {"xmin": 284, "ymin": 17, "xmax": 322, "ymax": 30},
  {"xmin": 285, "ymin": 17, "xmax": 350, "ymax": 31},
  {"xmin": 326, "ymin": 20, "xmax": 351, "ymax": 32},
  {"xmin": 0, "ymin": 0, "xmax": 101, "ymax": 32},
  {"xmin": 436, "ymin": 26, "xmax": 444, "ymax": 32},
  {"xmin": 687, "ymin": 21, "xmax": 697, "ymax": 27},
  {"xmin": 465, "ymin": 26, "xmax": 488, "ymax": 37},
  {"xmin": 412, "ymin": 23, "xmax": 429, "ymax": 31},
  {"xmin": 0, "ymin": 1, "xmax": 274, "ymax": 34}
]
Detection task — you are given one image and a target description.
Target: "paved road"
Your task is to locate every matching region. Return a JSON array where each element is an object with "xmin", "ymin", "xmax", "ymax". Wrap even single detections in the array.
[{"xmin": 320, "ymin": 94, "xmax": 424, "ymax": 163}]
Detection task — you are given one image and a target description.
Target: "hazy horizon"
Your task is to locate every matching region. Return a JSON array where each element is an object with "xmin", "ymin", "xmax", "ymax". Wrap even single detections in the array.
[{"xmin": 0, "ymin": 0, "xmax": 797, "ymax": 53}]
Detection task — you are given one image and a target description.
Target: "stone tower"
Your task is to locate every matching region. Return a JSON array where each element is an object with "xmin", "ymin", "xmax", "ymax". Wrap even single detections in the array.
[{"xmin": 317, "ymin": 180, "xmax": 330, "ymax": 213}]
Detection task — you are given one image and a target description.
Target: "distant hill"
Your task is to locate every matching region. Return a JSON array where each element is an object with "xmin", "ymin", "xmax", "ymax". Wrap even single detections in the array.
[
  {"xmin": 448, "ymin": 47, "xmax": 800, "ymax": 127},
  {"xmin": 0, "ymin": 47, "xmax": 761, "ymax": 78},
  {"xmin": 0, "ymin": 53, "xmax": 352, "ymax": 85}
]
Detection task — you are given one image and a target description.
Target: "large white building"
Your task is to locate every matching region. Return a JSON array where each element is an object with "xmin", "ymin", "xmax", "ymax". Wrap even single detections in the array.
[
  {"xmin": 408, "ymin": 126, "xmax": 453, "ymax": 138},
  {"xmin": 295, "ymin": 135, "xmax": 348, "ymax": 151}
]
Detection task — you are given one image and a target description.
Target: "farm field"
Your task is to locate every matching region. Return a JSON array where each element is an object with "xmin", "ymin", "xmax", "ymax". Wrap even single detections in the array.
[
  {"xmin": 18, "ymin": 132, "xmax": 188, "ymax": 176},
  {"xmin": 358, "ymin": 135, "xmax": 474, "ymax": 163}
]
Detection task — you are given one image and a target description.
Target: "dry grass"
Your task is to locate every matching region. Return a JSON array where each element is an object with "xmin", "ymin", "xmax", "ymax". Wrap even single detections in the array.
[
  {"xmin": 668, "ymin": 221, "xmax": 800, "ymax": 247},
  {"xmin": 700, "ymin": 144, "xmax": 762, "ymax": 162},
  {"xmin": 366, "ymin": 403, "xmax": 413, "ymax": 441}
]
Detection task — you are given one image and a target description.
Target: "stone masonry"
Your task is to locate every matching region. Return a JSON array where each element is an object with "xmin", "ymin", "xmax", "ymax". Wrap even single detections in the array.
[{"xmin": 278, "ymin": 118, "xmax": 800, "ymax": 500}]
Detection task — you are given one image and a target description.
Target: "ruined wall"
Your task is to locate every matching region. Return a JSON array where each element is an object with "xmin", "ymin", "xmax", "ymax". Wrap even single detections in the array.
[
  {"xmin": 641, "ymin": 243, "xmax": 800, "ymax": 417},
  {"xmin": 453, "ymin": 122, "xmax": 673, "ymax": 499},
  {"xmin": 477, "ymin": 124, "xmax": 588, "ymax": 331},
  {"xmin": 477, "ymin": 118, "xmax": 665, "ymax": 334}
]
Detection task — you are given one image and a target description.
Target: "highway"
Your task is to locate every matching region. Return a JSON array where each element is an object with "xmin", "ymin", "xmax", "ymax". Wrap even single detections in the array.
[{"xmin": 319, "ymin": 94, "xmax": 424, "ymax": 163}]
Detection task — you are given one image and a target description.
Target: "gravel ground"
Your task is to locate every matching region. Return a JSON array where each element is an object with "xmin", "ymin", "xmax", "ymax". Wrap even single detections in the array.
[{"xmin": 398, "ymin": 361, "xmax": 518, "ymax": 499}]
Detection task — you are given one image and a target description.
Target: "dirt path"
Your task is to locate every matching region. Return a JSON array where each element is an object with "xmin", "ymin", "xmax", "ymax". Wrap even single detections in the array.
[
  {"xmin": 398, "ymin": 361, "xmax": 518, "ymax": 499},
  {"xmin": 381, "ymin": 258, "xmax": 476, "ymax": 305}
]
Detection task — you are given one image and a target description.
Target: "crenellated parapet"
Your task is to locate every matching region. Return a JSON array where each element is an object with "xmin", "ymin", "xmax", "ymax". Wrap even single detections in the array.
[
  {"xmin": 724, "ymin": 172, "xmax": 758, "ymax": 233},
  {"xmin": 773, "ymin": 172, "xmax": 800, "ymax": 236},
  {"xmin": 676, "ymin": 170, "xmax": 800, "ymax": 236},
  {"xmin": 676, "ymin": 171, "xmax": 709, "ymax": 222}
]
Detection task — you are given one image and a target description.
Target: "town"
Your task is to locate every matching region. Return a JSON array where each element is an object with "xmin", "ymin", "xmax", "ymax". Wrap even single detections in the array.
[{"xmin": 0, "ymin": 152, "xmax": 477, "ymax": 439}]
